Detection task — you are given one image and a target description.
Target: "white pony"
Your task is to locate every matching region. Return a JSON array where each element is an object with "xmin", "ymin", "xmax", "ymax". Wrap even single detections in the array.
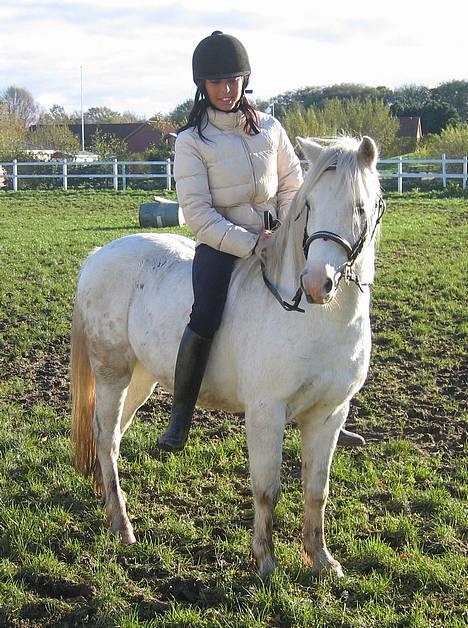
[{"xmin": 71, "ymin": 135, "xmax": 383, "ymax": 579}]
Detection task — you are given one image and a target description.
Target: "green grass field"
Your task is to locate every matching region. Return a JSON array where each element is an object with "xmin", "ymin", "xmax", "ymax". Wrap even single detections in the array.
[{"xmin": 0, "ymin": 189, "xmax": 466, "ymax": 627}]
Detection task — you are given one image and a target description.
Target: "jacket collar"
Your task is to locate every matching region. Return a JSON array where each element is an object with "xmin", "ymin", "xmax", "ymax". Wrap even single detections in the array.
[{"xmin": 206, "ymin": 107, "xmax": 245, "ymax": 131}]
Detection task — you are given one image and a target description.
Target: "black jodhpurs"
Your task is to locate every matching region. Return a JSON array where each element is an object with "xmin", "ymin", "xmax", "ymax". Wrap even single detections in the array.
[{"xmin": 188, "ymin": 244, "xmax": 237, "ymax": 339}]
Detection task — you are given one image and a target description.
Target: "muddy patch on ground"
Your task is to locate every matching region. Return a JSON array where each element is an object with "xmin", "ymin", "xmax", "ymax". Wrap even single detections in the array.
[{"xmin": 2, "ymin": 339, "xmax": 465, "ymax": 457}]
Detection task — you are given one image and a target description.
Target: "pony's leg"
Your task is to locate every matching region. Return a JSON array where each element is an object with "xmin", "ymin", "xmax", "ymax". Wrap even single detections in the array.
[
  {"xmin": 93, "ymin": 368, "xmax": 136, "ymax": 545},
  {"xmin": 120, "ymin": 362, "xmax": 157, "ymax": 436},
  {"xmin": 245, "ymin": 403, "xmax": 285, "ymax": 580},
  {"xmin": 299, "ymin": 403, "xmax": 347, "ymax": 578}
]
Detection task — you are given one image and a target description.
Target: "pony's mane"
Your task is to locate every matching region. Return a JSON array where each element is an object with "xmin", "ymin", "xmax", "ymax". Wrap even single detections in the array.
[{"xmin": 267, "ymin": 136, "xmax": 380, "ymax": 285}]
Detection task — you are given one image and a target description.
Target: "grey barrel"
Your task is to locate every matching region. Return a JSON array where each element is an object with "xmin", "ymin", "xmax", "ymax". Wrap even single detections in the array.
[{"xmin": 139, "ymin": 197, "xmax": 184, "ymax": 228}]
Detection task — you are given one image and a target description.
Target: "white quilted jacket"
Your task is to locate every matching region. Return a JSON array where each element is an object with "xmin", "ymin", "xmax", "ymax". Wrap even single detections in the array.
[{"xmin": 174, "ymin": 108, "xmax": 303, "ymax": 258}]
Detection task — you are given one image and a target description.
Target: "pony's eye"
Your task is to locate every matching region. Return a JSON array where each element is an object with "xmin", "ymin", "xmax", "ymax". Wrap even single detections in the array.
[{"xmin": 356, "ymin": 204, "xmax": 365, "ymax": 217}]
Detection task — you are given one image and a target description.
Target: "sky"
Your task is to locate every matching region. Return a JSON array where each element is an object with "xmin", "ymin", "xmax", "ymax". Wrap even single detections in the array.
[{"xmin": 1, "ymin": 0, "xmax": 467, "ymax": 119}]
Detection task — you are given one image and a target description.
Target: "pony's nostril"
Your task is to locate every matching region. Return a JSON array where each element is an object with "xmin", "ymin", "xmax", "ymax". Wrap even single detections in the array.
[{"xmin": 324, "ymin": 278, "xmax": 333, "ymax": 294}]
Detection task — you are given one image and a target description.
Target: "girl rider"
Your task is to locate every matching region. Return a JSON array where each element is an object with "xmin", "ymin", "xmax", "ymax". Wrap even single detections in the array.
[{"xmin": 158, "ymin": 31, "xmax": 364, "ymax": 451}]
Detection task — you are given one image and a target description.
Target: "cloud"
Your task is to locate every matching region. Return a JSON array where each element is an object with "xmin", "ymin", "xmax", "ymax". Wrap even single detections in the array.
[
  {"xmin": 293, "ymin": 16, "xmax": 396, "ymax": 45},
  {"xmin": 1, "ymin": 1, "xmax": 467, "ymax": 116},
  {"xmin": 3, "ymin": 1, "xmax": 266, "ymax": 32}
]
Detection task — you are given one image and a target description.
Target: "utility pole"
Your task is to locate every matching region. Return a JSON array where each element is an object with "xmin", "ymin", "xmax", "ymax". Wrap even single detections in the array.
[{"xmin": 80, "ymin": 66, "xmax": 85, "ymax": 151}]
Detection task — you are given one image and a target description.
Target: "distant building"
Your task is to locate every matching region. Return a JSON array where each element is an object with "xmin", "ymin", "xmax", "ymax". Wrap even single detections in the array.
[
  {"xmin": 24, "ymin": 148, "xmax": 100, "ymax": 162},
  {"xmin": 26, "ymin": 148, "xmax": 68, "ymax": 161},
  {"xmin": 397, "ymin": 116, "xmax": 423, "ymax": 143},
  {"xmin": 66, "ymin": 120, "xmax": 176, "ymax": 153},
  {"xmin": 74, "ymin": 150, "xmax": 100, "ymax": 163}
]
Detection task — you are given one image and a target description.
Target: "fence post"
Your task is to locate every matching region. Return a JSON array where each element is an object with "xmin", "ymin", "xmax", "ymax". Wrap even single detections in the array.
[
  {"xmin": 113, "ymin": 159, "xmax": 118, "ymax": 190},
  {"xmin": 13, "ymin": 159, "xmax": 18, "ymax": 191},
  {"xmin": 166, "ymin": 158, "xmax": 172, "ymax": 190},
  {"xmin": 463, "ymin": 156, "xmax": 467, "ymax": 190},
  {"xmin": 398, "ymin": 156, "xmax": 403, "ymax": 194},
  {"xmin": 442, "ymin": 153, "xmax": 447, "ymax": 188},
  {"xmin": 122, "ymin": 163, "xmax": 127, "ymax": 191},
  {"xmin": 62, "ymin": 159, "xmax": 68, "ymax": 191}
]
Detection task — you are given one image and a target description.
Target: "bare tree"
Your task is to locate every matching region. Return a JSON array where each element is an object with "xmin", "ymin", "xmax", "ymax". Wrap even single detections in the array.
[{"xmin": 1, "ymin": 86, "xmax": 40, "ymax": 127}]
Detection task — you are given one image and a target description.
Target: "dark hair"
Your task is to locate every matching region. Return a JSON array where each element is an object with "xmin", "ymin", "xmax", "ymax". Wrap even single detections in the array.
[{"xmin": 178, "ymin": 81, "xmax": 260, "ymax": 141}]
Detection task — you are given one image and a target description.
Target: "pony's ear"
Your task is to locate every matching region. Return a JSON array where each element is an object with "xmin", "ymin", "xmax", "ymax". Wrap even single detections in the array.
[
  {"xmin": 358, "ymin": 136, "xmax": 378, "ymax": 169},
  {"xmin": 296, "ymin": 137, "xmax": 323, "ymax": 162}
]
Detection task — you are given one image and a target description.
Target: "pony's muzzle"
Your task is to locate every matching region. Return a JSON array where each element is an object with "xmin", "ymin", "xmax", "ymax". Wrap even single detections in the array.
[{"xmin": 300, "ymin": 270, "xmax": 336, "ymax": 305}]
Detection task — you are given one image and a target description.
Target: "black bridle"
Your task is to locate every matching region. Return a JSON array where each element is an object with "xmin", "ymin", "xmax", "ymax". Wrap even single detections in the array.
[
  {"xmin": 302, "ymin": 192, "xmax": 386, "ymax": 293},
  {"xmin": 261, "ymin": 169, "xmax": 386, "ymax": 313}
]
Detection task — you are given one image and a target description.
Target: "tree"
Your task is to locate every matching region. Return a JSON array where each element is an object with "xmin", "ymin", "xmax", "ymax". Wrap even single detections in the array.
[
  {"xmin": 161, "ymin": 99, "xmax": 194, "ymax": 127},
  {"xmin": 423, "ymin": 123, "xmax": 468, "ymax": 157},
  {"xmin": 119, "ymin": 110, "xmax": 142, "ymax": 123},
  {"xmin": 90, "ymin": 129, "xmax": 128, "ymax": 159},
  {"xmin": 0, "ymin": 86, "xmax": 39, "ymax": 127},
  {"xmin": 282, "ymin": 98, "xmax": 399, "ymax": 157},
  {"xmin": 143, "ymin": 143, "xmax": 173, "ymax": 161},
  {"xmin": 0, "ymin": 115, "xmax": 28, "ymax": 160},
  {"xmin": 392, "ymin": 98, "xmax": 460, "ymax": 134},
  {"xmin": 270, "ymin": 86, "xmax": 323, "ymax": 118},
  {"xmin": 280, "ymin": 104, "xmax": 330, "ymax": 140},
  {"xmin": 85, "ymin": 106, "xmax": 121, "ymax": 123},
  {"xmin": 321, "ymin": 83, "xmax": 393, "ymax": 105},
  {"xmin": 391, "ymin": 84, "xmax": 431, "ymax": 110},
  {"xmin": 27, "ymin": 124, "xmax": 80, "ymax": 154},
  {"xmin": 431, "ymin": 80, "xmax": 468, "ymax": 121},
  {"xmin": 37, "ymin": 104, "xmax": 73, "ymax": 125},
  {"xmin": 419, "ymin": 100, "xmax": 460, "ymax": 134},
  {"xmin": 265, "ymin": 84, "xmax": 395, "ymax": 120},
  {"xmin": 39, "ymin": 104, "xmax": 143, "ymax": 126}
]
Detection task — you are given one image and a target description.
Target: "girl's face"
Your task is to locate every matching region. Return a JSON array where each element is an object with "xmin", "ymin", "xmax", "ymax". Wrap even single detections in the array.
[{"xmin": 204, "ymin": 76, "xmax": 244, "ymax": 111}]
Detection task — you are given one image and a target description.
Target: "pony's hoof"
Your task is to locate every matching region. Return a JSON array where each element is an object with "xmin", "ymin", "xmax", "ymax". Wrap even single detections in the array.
[
  {"xmin": 121, "ymin": 529, "xmax": 137, "ymax": 545},
  {"xmin": 257, "ymin": 556, "xmax": 277, "ymax": 581},
  {"xmin": 304, "ymin": 550, "xmax": 344, "ymax": 578},
  {"xmin": 109, "ymin": 519, "xmax": 136, "ymax": 544},
  {"xmin": 310, "ymin": 561, "xmax": 344, "ymax": 579},
  {"xmin": 325, "ymin": 559, "xmax": 344, "ymax": 579},
  {"xmin": 334, "ymin": 562, "xmax": 345, "ymax": 578}
]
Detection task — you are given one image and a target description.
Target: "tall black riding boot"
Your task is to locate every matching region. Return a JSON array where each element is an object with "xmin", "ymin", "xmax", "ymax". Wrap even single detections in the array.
[{"xmin": 158, "ymin": 326, "xmax": 212, "ymax": 452}]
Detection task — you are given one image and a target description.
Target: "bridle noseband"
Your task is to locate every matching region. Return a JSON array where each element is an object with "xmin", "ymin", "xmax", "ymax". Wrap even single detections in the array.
[{"xmin": 261, "ymin": 164, "xmax": 386, "ymax": 313}]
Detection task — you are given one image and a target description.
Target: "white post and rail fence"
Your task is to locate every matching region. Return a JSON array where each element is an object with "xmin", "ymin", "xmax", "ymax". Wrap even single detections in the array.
[
  {"xmin": 379, "ymin": 154, "xmax": 468, "ymax": 193},
  {"xmin": 1, "ymin": 158, "xmax": 174, "ymax": 192},
  {"xmin": 0, "ymin": 155, "xmax": 467, "ymax": 193}
]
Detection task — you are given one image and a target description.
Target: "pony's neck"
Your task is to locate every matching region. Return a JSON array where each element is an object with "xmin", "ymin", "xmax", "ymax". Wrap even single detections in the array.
[{"xmin": 277, "ymin": 225, "xmax": 304, "ymax": 300}]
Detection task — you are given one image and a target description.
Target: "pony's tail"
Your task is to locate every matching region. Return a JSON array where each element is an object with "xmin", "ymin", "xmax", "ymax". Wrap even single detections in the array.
[{"xmin": 70, "ymin": 301, "xmax": 98, "ymax": 483}]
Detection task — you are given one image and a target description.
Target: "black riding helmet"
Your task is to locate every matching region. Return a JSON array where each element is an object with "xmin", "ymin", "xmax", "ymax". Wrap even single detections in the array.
[{"xmin": 192, "ymin": 30, "xmax": 251, "ymax": 83}]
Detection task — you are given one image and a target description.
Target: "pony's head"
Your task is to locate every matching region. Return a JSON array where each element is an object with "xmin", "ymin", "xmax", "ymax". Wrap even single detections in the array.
[{"xmin": 291, "ymin": 135, "xmax": 382, "ymax": 305}]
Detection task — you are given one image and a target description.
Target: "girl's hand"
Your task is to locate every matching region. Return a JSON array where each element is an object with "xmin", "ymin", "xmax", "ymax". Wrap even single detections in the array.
[{"xmin": 254, "ymin": 229, "xmax": 274, "ymax": 260}]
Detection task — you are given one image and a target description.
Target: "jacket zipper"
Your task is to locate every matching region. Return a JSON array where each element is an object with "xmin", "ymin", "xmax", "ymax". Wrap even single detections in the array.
[{"xmin": 240, "ymin": 136, "xmax": 257, "ymax": 199}]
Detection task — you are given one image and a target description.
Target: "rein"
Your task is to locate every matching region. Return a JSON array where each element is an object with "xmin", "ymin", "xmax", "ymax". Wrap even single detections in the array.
[
  {"xmin": 260, "ymin": 262, "xmax": 305, "ymax": 312},
  {"xmin": 260, "ymin": 209, "xmax": 305, "ymax": 312},
  {"xmin": 261, "ymin": 165, "xmax": 386, "ymax": 313}
]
